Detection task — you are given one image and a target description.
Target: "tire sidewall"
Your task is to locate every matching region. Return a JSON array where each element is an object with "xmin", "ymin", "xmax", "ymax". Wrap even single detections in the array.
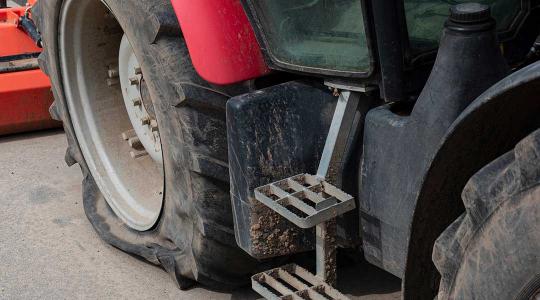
[{"xmin": 449, "ymin": 186, "xmax": 540, "ymax": 299}]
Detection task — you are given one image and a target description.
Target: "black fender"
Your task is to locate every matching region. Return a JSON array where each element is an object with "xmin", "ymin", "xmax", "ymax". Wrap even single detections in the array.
[{"xmin": 403, "ymin": 61, "xmax": 540, "ymax": 299}]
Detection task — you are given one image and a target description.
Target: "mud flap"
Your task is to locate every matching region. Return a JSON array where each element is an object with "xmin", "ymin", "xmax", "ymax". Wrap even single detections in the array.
[{"xmin": 227, "ymin": 80, "xmax": 341, "ymax": 259}]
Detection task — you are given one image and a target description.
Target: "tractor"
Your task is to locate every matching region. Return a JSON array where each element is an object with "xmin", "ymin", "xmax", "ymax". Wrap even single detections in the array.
[{"xmin": 30, "ymin": 0, "xmax": 540, "ymax": 299}]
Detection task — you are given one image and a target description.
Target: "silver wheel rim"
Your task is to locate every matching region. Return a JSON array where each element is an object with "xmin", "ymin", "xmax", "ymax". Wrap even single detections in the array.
[{"xmin": 59, "ymin": 0, "xmax": 164, "ymax": 231}]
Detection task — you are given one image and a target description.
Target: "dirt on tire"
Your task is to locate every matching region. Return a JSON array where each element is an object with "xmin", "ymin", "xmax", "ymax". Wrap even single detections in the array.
[
  {"xmin": 33, "ymin": 0, "xmax": 259, "ymax": 289},
  {"xmin": 433, "ymin": 129, "xmax": 540, "ymax": 299}
]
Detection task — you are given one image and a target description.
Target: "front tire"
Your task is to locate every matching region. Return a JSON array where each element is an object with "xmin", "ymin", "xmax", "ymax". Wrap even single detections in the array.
[
  {"xmin": 34, "ymin": 0, "xmax": 257, "ymax": 289},
  {"xmin": 434, "ymin": 129, "xmax": 540, "ymax": 299}
]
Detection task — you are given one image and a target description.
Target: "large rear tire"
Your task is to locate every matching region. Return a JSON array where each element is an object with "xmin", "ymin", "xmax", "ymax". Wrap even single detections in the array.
[
  {"xmin": 34, "ymin": 0, "xmax": 257, "ymax": 289},
  {"xmin": 433, "ymin": 129, "xmax": 540, "ymax": 299}
]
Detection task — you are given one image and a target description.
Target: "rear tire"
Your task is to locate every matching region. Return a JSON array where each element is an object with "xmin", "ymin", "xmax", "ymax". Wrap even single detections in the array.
[
  {"xmin": 34, "ymin": 0, "xmax": 257, "ymax": 289},
  {"xmin": 433, "ymin": 129, "xmax": 540, "ymax": 299}
]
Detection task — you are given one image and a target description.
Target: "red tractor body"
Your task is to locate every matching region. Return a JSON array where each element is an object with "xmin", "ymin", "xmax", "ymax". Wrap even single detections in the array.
[{"xmin": 171, "ymin": 0, "xmax": 269, "ymax": 85}]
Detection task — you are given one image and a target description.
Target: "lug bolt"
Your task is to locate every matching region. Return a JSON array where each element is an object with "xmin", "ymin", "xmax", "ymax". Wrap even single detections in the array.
[
  {"xmin": 150, "ymin": 120, "xmax": 159, "ymax": 132},
  {"xmin": 141, "ymin": 116, "xmax": 151, "ymax": 126},
  {"xmin": 134, "ymin": 67, "xmax": 142, "ymax": 75},
  {"xmin": 128, "ymin": 137, "xmax": 142, "ymax": 149},
  {"xmin": 108, "ymin": 67, "xmax": 119, "ymax": 78},
  {"xmin": 130, "ymin": 150, "xmax": 148, "ymax": 159},
  {"xmin": 129, "ymin": 77, "xmax": 139, "ymax": 86},
  {"xmin": 121, "ymin": 129, "xmax": 136, "ymax": 141},
  {"xmin": 106, "ymin": 78, "xmax": 119, "ymax": 87},
  {"xmin": 132, "ymin": 97, "xmax": 142, "ymax": 106}
]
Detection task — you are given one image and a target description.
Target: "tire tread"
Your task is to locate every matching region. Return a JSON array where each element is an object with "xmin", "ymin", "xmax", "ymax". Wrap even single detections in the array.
[{"xmin": 434, "ymin": 129, "xmax": 540, "ymax": 299}]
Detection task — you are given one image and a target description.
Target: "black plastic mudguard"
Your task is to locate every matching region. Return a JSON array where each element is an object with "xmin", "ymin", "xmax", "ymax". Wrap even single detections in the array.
[{"xmin": 226, "ymin": 80, "xmax": 336, "ymax": 259}]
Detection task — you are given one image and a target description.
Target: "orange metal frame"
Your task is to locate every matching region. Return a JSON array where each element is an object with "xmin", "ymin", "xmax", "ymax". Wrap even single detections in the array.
[
  {"xmin": 0, "ymin": 5, "xmax": 40, "ymax": 56},
  {"xmin": 0, "ymin": 1, "xmax": 59, "ymax": 136}
]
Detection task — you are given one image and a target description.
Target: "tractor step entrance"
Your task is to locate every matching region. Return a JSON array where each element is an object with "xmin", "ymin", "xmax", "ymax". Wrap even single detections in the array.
[
  {"xmin": 254, "ymin": 174, "xmax": 354, "ymax": 229},
  {"xmin": 252, "ymin": 174, "xmax": 354, "ymax": 299},
  {"xmin": 252, "ymin": 90, "xmax": 359, "ymax": 300},
  {"xmin": 252, "ymin": 264, "xmax": 348, "ymax": 300}
]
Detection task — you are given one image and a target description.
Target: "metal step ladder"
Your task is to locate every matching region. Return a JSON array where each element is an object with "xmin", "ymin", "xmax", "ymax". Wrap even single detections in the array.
[{"xmin": 252, "ymin": 90, "xmax": 359, "ymax": 300}]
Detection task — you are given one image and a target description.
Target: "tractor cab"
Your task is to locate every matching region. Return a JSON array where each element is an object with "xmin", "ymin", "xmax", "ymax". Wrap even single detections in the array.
[{"xmin": 242, "ymin": 0, "xmax": 531, "ymax": 99}]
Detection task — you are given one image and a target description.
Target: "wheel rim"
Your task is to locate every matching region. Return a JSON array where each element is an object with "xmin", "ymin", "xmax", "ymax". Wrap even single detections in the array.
[{"xmin": 59, "ymin": 0, "xmax": 164, "ymax": 231}]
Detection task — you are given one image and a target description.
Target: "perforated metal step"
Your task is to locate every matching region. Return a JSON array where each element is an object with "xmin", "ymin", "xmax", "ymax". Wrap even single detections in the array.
[
  {"xmin": 252, "ymin": 264, "xmax": 349, "ymax": 300},
  {"xmin": 254, "ymin": 174, "xmax": 355, "ymax": 228}
]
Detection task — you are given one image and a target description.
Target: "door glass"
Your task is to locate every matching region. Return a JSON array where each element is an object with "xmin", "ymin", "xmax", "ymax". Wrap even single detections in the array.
[{"xmin": 251, "ymin": 0, "xmax": 371, "ymax": 74}]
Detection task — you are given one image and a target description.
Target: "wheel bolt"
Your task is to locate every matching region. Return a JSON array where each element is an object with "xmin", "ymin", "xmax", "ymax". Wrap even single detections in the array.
[
  {"xmin": 141, "ymin": 117, "xmax": 151, "ymax": 126},
  {"xmin": 150, "ymin": 120, "xmax": 159, "ymax": 132},
  {"xmin": 121, "ymin": 129, "xmax": 136, "ymax": 141},
  {"xmin": 128, "ymin": 137, "xmax": 142, "ymax": 149},
  {"xmin": 106, "ymin": 78, "xmax": 119, "ymax": 87},
  {"xmin": 129, "ymin": 77, "xmax": 139, "ymax": 86},
  {"xmin": 130, "ymin": 150, "xmax": 148, "ymax": 159},
  {"xmin": 134, "ymin": 67, "xmax": 142, "ymax": 75},
  {"xmin": 108, "ymin": 67, "xmax": 119, "ymax": 78},
  {"xmin": 132, "ymin": 97, "xmax": 142, "ymax": 106}
]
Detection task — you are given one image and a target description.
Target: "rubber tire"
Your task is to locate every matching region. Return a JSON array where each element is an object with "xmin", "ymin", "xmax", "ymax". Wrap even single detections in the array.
[
  {"xmin": 433, "ymin": 129, "xmax": 540, "ymax": 299},
  {"xmin": 33, "ymin": 0, "xmax": 257, "ymax": 289}
]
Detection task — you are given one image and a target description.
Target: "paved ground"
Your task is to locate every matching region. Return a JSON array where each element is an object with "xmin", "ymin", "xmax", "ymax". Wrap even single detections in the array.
[
  {"xmin": 7, "ymin": 1, "xmax": 23, "ymax": 7},
  {"xmin": 0, "ymin": 130, "xmax": 401, "ymax": 299}
]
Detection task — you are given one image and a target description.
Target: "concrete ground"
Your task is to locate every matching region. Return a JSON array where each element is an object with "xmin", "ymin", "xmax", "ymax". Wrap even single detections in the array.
[
  {"xmin": 7, "ymin": 0, "xmax": 24, "ymax": 7},
  {"xmin": 0, "ymin": 130, "xmax": 401, "ymax": 299}
]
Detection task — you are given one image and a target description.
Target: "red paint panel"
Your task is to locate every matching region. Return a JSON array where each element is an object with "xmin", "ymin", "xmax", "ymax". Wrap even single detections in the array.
[
  {"xmin": 171, "ymin": 0, "xmax": 270, "ymax": 85},
  {"xmin": 0, "ymin": 69, "xmax": 59, "ymax": 136}
]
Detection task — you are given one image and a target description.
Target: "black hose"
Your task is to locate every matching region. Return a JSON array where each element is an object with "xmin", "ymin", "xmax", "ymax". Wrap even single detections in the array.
[{"xmin": 19, "ymin": 15, "xmax": 43, "ymax": 48}]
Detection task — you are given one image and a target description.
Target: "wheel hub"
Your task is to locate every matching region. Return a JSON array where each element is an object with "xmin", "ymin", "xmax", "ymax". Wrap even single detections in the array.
[{"xmin": 117, "ymin": 35, "xmax": 162, "ymax": 164}]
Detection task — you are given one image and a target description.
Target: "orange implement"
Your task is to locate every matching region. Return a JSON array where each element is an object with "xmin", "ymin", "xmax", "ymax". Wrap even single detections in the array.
[
  {"xmin": 0, "ymin": 69, "xmax": 57, "ymax": 135},
  {"xmin": 0, "ymin": 6, "xmax": 40, "ymax": 56},
  {"xmin": 0, "ymin": 2, "xmax": 60, "ymax": 136}
]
